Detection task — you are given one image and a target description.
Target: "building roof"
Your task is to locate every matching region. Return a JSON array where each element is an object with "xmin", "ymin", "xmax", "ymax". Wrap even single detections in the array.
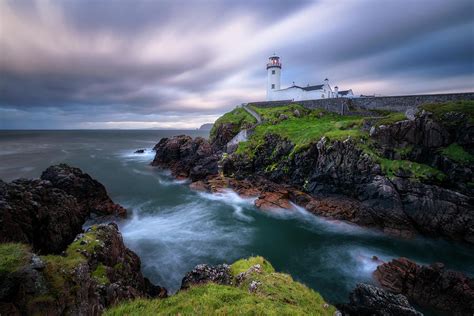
[
  {"xmin": 302, "ymin": 84, "xmax": 324, "ymax": 91},
  {"xmin": 338, "ymin": 90, "xmax": 352, "ymax": 96}
]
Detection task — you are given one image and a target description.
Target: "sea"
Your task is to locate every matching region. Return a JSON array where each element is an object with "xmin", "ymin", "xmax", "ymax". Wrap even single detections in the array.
[{"xmin": 0, "ymin": 130, "xmax": 473, "ymax": 307}]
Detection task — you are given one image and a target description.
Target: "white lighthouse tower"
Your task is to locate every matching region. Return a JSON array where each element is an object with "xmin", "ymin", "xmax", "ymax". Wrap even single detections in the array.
[{"xmin": 266, "ymin": 54, "xmax": 281, "ymax": 101}]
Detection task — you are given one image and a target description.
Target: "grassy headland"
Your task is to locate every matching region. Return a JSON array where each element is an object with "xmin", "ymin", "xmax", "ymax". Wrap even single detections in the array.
[{"xmin": 106, "ymin": 256, "xmax": 336, "ymax": 316}]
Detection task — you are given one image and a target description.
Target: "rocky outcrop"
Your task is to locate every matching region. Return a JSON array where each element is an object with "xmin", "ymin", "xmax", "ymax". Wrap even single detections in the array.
[
  {"xmin": 0, "ymin": 164, "xmax": 126, "ymax": 254},
  {"xmin": 339, "ymin": 283, "xmax": 422, "ymax": 316},
  {"xmin": 152, "ymin": 109, "xmax": 474, "ymax": 243},
  {"xmin": 0, "ymin": 224, "xmax": 166, "ymax": 316},
  {"xmin": 152, "ymin": 135, "xmax": 218, "ymax": 181},
  {"xmin": 210, "ymin": 123, "xmax": 240, "ymax": 151},
  {"xmin": 374, "ymin": 257, "xmax": 474, "ymax": 315},
  {"xmin": 41, "ymin": 164, "xmax": 126, "ymax": 217},
  {"xmin": 180, "ymin": 264, "xmax": 233, "ymax": 290},
  {"xmin": 371, "ymin": 113, "xmax": 473, "ymax": 195}
]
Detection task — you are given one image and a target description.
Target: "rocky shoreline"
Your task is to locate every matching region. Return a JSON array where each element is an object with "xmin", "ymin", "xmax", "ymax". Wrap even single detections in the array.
[
  {"xmin": 152, "ymin": 103, "xmax": 473, "ymax": 244},
  {"xmin": 0, "ymin": 160, "xmax": 472, "ymax": 314},
  {"xmin": 149, "ymin": 101, "xmax": 474, "ymax": 315}
]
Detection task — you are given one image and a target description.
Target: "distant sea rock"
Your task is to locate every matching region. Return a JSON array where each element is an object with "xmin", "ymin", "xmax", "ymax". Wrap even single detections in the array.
[{"xmin": 199, "ymin": 123, "xmax": 213, "ymax": 130}]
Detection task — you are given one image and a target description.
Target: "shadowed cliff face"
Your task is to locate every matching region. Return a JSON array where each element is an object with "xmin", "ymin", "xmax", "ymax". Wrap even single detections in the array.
[{"xmin": 374, "ymin": 257, "xmax": 474, "ymax": 315}]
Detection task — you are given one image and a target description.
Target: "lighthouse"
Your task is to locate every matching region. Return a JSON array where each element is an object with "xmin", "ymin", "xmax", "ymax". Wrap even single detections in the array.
[{"xmin": 266, "ymin": 54, "xmax": 281, "ymax": 100}]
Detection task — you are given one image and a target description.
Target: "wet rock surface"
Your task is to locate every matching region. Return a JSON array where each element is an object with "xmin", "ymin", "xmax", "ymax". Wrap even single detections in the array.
[
  {"xmin": 339, "ymin": 283, "xmax": 422, "ymax": 316},
  {"xmin": 180, "ymin": 264, "xmax": 233, "ymax": 290},
  {"xmin": 374, "ymin": 257, "xmax": 474, "ymax": 315},
  {"xmin": 0, "ymin": 164, "xmax": 126, "ymax": 254},
  {"xmin": 152, "ymin": 135, "xmax": 218, "ymax": 181}
]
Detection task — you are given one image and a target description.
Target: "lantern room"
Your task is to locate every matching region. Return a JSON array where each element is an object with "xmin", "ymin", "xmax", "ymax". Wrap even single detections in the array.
[{"xmin": 266, "ymin": 55, "xmax": 281, "ymax": 69}]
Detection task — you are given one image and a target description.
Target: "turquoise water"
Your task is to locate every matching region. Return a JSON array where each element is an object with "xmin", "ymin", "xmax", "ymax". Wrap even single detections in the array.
[{"xmin": 0, "ymin": 130, "xmax": 473, "ymax": 306}]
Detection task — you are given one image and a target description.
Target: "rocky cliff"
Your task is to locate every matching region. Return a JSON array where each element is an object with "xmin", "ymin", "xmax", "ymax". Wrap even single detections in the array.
[
  {"xmin": 152, "ymin": 101, "xmax": 473, "ymax": 244},
  {"xmin": 0, "ymin": 165, "xmax": 166, "ymax": 315},
  {"xmin": 374, "ymin": 257, "xmax": 474, "ymax": 315}
]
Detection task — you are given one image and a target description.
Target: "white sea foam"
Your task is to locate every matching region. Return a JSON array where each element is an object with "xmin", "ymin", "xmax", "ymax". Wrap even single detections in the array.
[
  {"xmin": 198, "ymin": 189, "xmax": 256, "ymax": 222},
  {"xmin": 119, "ymin": 148, "xmax": 155, "ymax": 162},
  {"xmin": 120, "ymin": 200, "xmax": 253, "ymax": 292},
  {"xmin": 289, "ymin": 203, "xmax": 381, "ymax": 237}
]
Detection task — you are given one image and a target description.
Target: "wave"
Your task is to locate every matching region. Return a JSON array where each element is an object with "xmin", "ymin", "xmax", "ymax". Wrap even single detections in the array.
[
  {"xmin": 120, "ymin": 200, "xmax": 254, "ymax": 292},
  {"xmin": 118, "ymin": 148, "xmax": 156, "ymax": 162},
  {"xmin": 198, "ymin": 189, "xmax": 256, "ymax": 222}
]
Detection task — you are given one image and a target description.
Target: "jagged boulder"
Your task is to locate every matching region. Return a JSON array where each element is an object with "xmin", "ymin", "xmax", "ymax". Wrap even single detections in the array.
[
  {"xmin": 180, "ymin": 264, "xmax": 233, "ymax": 290},
  {"xmin": 339, "ymin": 283, "xmax": 422, "ymax": 316},
  {"xmin": 152, "ymin": 136, "xmax": 218, "ymax": 181},
  {"xmin": 374, "ymin": 257, "xmax": 474, "ymax": 315},
  {"xmin": 41, "ymin": 164, "xmax": 126, "ymax": 217}
]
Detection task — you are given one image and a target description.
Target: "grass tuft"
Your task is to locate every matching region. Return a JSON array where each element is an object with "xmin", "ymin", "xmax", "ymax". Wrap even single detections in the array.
[
  {"xmin": 0, "ymin": 243, "xmax": 31, "ymax": 275},
  {"xmin": 440, "ymin": 143, "xmax": 473, "ymax": 164},
  {"xmin": 230, "ymin": 256, "xmax": 275, "ymax": 276}
]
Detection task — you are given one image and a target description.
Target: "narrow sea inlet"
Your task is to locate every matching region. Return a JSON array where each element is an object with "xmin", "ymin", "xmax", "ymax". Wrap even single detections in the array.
[{"xmin": 1, "ymin": 129, "xmax": 473, "ymax": 304}]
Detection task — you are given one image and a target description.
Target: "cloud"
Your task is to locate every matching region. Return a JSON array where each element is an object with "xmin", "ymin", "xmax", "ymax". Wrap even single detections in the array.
[{"xmin": 0, "ymin": 0, "xmax": 473, "ymax": 129}]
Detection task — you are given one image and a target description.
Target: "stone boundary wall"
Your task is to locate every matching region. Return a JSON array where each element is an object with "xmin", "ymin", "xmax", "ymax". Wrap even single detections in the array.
[{"xmin": 248, "ymin": 92, "xmax": 474, "ymax": 114}]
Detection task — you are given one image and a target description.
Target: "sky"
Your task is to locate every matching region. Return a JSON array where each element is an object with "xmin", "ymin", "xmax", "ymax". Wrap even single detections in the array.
[{"xmin": 0, "ymin": 0, "xmax": 473, "ymax": 129}]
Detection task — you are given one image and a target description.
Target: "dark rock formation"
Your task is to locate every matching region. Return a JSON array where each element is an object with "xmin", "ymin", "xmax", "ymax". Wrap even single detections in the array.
[
  {"xmin": 152, "ymin": 135, "xmax": 218, "ymax": 181},
  {"xmin": 339, "ymin": 283, "xmax": 422, "ymax": 316},
  {"xmin": 41, "ymin": 164, "xmax": 126, "ymax": 217},
  {"xmin": 134, "ymin": 149, "xmax": 145, "ymax": 154},
  {"xmin": 0, "ymin": 164, "xmax": 126, "ymax": 254},
  {"xmin": 374, "ymin": 257, "xmax": 474, "ymax": 315},
  {"xmin": 210, "ymin": 123, "xmax": 239, "ymax": 151},
  {"xmin": 0, "ymin": 224, "xmax": 166, "ymax": 316},
  {"xmin": 180, "ymin": 264, "xmax": 232, "ymax": 290}
]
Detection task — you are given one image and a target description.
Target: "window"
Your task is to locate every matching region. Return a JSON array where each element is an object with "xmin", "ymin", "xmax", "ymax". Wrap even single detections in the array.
[
  {"xmin": 271, "ymin": 84, "xmax": 275, "ymax": 89},
  {"xmin": 272, "ymin": 70, "xmax": 275, "ymax": 75},
  {"xmin": 321, "ymin": 94, "xmax": 325, "ymax": 98}
]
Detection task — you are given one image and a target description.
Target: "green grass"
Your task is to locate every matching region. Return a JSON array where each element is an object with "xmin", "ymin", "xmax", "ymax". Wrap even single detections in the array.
[
  {"xmin": 420, "ymin": 100, "xmax": 474, "ymax": 124},
  {"xmin": 379, "ymin": 159, "xmax": 446, "ymax": 181},
  {"xmin": 357, "ymin": 142, "xmax": 446, "ymax": 182},
  {"xmin": 41, "ymin": 226, "xmax": 105, "ymax": 295},
  {"xmin": 105, "ymin": 256, "xmax": 335, "ymax": 316},
  {"xmin": 250, "ymin": 104, "xmax": 307, "ymax": 122},
  {"xmin": 210, "ymin": 107, "xmax": 257, "ymax": 140},
  {"xmin": 236, "ymin": 110, "xmax": 366, "ymax": 158},
  {"xmin": 374, "ymin": 112, "xmax": 407, "ymax": 126},
  {"xmin": 440, "ymin": 143, "xmax": 474, "ymax": 164},
  {"xmin": 0, "ymin": 243, "xmax": 31, "ymax": 275},
  {"xmin": 92, "ymin": 263, "xmax": 109, "ymax": 285},
  {"xmin": 230, "ymin": 256, "xmax": 275, "ymax": 276}
]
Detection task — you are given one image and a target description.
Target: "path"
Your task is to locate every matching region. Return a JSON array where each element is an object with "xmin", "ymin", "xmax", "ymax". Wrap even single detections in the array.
[{"xmin": 242, "ymin": 104, "xmax": 262, "ymax": 123}]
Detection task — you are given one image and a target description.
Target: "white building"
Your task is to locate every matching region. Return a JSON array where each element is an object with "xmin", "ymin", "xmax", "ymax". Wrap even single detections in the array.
[{"xmin": 266, "ymin": 54, "xmax": 354, "ymax": 101}]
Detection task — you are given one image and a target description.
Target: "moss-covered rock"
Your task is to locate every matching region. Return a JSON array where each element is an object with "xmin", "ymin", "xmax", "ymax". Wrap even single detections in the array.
[
  {"xmin": 1, "ymin": 224, "xmax": 166, "ymax": 315},
  {"xmin": 105, "ymin": 257, "xmax": 337, "ymax": 316},
  {"xmin": 210, "ymin": 107, "xmax": 257, "ymax": 150}
]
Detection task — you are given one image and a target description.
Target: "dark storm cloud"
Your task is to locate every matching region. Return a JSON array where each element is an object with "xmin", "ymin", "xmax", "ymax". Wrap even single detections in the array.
[{"xmin": 0, "ymin": 0, "xmax": 473, "ymax": 129}]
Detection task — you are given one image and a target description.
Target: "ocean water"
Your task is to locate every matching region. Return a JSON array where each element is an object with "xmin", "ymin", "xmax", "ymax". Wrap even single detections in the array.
[{"xmin": 1, "ymin": 130, "xmax": 473, "ymax": 306}]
